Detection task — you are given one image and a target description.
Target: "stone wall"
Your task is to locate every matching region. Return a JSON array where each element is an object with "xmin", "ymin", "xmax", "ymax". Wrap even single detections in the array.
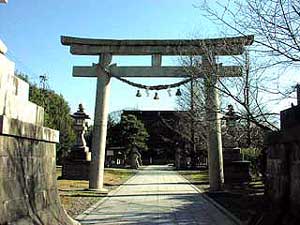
[
  {"xmin": 0, "ymin": 42, "xmax": 79, "ymax": 224},
  {"xmin": 263, "ymin": 105, "xmax": 300, "ymax": 225}
]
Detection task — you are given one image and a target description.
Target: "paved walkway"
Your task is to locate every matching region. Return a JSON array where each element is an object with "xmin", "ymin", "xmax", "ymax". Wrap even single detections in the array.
[{"xmin": 77, "ymin": 165, "xmax": 235, "ymax": 225}]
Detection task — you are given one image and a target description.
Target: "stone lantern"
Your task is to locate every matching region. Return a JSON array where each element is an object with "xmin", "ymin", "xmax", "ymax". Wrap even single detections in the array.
[
  {"xmin": 223, "ymin": 104, "xmax": 239, "ymax": 147},
  {"xmin": 71, "ymin": 103, "xmax": 90, "ymax": 152},
  {"xmin": 222, "ymin": 104, "xmax": 251, "ymax": 184},
  {"xmin": 62, "ymin": 104, "xmax": 91, "ymax": 180}
]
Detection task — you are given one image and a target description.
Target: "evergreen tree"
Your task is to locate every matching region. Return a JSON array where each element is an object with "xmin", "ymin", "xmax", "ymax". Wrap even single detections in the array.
[
  {"xmin": 16, "ymin": 72, "xmax": 75, "ymax": 164},
  {"xmin": 119, "ymin": 114, "xmax": 149, "ymax": 152},
  {"xmin": 29, "ymin": 85, "xmax": 75, "ymax": 163}
]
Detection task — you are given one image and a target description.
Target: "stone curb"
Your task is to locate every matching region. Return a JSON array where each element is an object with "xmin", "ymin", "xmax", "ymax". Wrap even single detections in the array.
[
  {"xmin": 76, "ymin": 170, "xmax": 138, "ymax": 221},
  {"xmin": 177, "ymin": 172, "xmax": 242, "ymax": 225}
]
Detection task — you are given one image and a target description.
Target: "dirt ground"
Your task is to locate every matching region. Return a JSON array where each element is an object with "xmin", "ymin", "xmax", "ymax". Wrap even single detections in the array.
[{"xmin": 56, "ymin": 167, "xmax": 136, "ymax": 217}]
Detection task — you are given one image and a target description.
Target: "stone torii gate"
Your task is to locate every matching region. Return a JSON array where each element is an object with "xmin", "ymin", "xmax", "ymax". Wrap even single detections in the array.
[{"xmin": 61, "ymin": 35, "xmax": 254, "ymax": 192}]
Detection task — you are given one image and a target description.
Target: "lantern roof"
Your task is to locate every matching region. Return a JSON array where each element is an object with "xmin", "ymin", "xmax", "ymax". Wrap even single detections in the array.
[{"xmin": 71, "ymin": 104, "xmax": 90, "ymax": 120}]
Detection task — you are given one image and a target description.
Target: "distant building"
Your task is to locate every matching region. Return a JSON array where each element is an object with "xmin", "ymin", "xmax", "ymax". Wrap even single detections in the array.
[{"xmin": 122, "ymin": 110, "xmax": 206, "ymax": 166}]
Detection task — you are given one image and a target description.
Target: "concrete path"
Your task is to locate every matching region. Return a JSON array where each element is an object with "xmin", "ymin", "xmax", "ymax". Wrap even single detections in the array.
[{"xmin": 77, "ymin": 165, "xmax": 236, "ymax": 225}]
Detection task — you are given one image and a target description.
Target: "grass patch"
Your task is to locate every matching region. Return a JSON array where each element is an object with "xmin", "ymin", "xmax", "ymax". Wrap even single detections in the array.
[
  {"xmin": 56, "ymin": 167, "xmax": 136, "ymax": 217},
  {"xmin": 178, "ymin": 169, "xmax": 266, "ymax": 223},
  {"xmin": 178, "ymin": 170, "xmax": 210, "ymax": 191}
]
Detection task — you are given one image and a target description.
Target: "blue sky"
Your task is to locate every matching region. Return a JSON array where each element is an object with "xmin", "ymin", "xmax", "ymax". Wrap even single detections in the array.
[
  {"xmin": 1, "ymin": 0, "xmax": 222, "ymax": 118},
  {"xmin": 1, "ymin": 0, "xmax": 296, "ymax": 120}
]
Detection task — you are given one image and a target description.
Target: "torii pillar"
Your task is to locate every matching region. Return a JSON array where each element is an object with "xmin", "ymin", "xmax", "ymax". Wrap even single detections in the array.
[
  {"xmin": 203, "ymin": 55, "xmax": 224, "ymax": 191},
  {"xmin": 89, "ymin": 54, "xmax": 112, "ymax": 192},
  {"xmin": 61, "ymin": 35, "xmax": 254, "ymax": 192}
]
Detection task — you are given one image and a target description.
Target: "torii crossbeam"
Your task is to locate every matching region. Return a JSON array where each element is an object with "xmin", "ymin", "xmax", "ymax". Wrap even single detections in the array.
[{"xmin": 61, "ymin": 35, "xmax": 254, "ymax": 192}]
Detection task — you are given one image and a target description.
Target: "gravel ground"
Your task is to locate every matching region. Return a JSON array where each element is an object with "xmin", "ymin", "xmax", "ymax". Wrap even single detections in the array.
[{"xmin": 61, "ymin": 196, "xmax": 100, "ymax": 217}]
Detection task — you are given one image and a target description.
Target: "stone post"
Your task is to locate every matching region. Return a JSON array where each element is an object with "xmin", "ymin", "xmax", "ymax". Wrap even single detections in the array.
[
  {"xmin": 203, "ymin": 55, "xmax": 224, "ymax": 191},
  {"xmin": 89, "ymin": 54, "xmax": 112, "ymax": 192}
]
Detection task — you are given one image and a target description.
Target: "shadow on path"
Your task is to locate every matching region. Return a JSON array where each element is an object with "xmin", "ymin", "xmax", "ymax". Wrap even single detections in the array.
[{"xmin": 77, "ymin": 165, "xmax": 235, "ymax": 225}]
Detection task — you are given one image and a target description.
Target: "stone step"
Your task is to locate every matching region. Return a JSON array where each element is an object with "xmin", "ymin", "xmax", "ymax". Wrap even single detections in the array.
[
  {"xmin": 0, "ymin": 54, "xmax": 29, "ymax": 101},
  {"xmin": 0, "ymin": 54, "xmax": 44, "ymax": 126},
  {"xmin": 0, "ymin": 92, "xmax": 44, "ymax": 126}
]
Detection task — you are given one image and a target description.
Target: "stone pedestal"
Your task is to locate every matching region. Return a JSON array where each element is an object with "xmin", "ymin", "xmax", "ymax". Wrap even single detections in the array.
[
  {"xmin": 224, "ymin": 160, "xmax": 251, "ymax": 183},
  {"xmin": 62, "ymin": 159, "xmax": 91, "ymax": 181},
  {"xmin": 62, "ymin": 146, "xmax": 91, "ymax": 180},
  {"xmin": 69, "ymin": 146, "xmax": 91, "ymax": 161},
  {"xmin": 223, "ymin": 147, "xmax": 242, "ymax": 161},
  {"xmin": 62, "ymin": 161, "xmax": 90, "ymax": 180},
  {"xmin": 223, "ymin": 148, "xmax": 251, "ymax": 183}
]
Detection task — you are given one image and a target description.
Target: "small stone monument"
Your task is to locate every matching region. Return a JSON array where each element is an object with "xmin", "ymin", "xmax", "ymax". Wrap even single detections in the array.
[
  {"xmin": 62, "ymin": 104, "xmax": 91, "ymax": 180},
  {"xmin": 222, "ymin": 105, "xmax": 251, "ymax": 183}
]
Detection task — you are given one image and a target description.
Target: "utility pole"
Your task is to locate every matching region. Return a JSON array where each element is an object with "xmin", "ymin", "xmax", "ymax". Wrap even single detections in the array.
[{"xmin": 39, "ymin": 74, "xmax": 48, "ymax": 90}]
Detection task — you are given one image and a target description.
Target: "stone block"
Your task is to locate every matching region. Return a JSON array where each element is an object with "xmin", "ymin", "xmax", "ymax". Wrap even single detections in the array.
[
  {"xmin": 0, "ymin": 156, "xmax": 17, "ymax": 178},
  {"xmin": 0, "ymin": 40, "xmax": 7, "ymax": 54},
  {"xmin": 5, "ymin": 197, "xmax": 30, "ymax": 222},
  {"xmin": 12, "ymin": 75, "xmax": 29, "ymax": 100},
  {"xmin": 47, "ymin": 188, "xmax": 60, "ymax": 205},
  {"xmin": 0, "ymin": 94, "xmax": 44, "ymax": 126},
  {"xmin": 0, "ymin": 53, "xmax": 46, "ymax": 126},
  {"xmin": 0, "ymin": 53, "xmax": 29, "ymax": 100},
  {"xmin": 1, "ymin": 177, "xmax": 26, "ymax": 203},
  {"xmin": 264, "ymin": 105, "xmax": 300, "ymax": 223},
  {"xmin": 34, "ymin": 191, "xmax": 48, "ymax": 210},
  {"xmin": 0, "ymin": 136, "xmax": 80, "ymax": 224},
  {"xmin": 0, "ymin": 202, "xmax": 6, "ymax": 225},
  {"xmin": 0, "ymin": 54, "xmax": 14, "ymax": 83},
  {"xmin": 0, "ymin": 116, "xmax": 59, "ymax": 143},
  {"xmin": 266, "ymin": 159, "xmax": 289, "ymax": 205}
]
